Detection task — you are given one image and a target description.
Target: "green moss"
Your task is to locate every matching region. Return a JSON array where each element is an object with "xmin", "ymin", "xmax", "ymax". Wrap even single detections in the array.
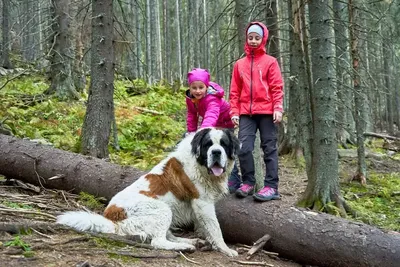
[
  {"xmin": 78, "ymin": 192, "xmax": 106, "ymax": 210},
  {"xmin": 4, "ymin": 236, "xmax": 31, "ymax": 251},
  {"xmin": 1, "ymin": 201, "xmax": 34, "ymax": 210},
  {"xmin": 23, "ymin": 251, "xmax": 35, "ymax": 258},
  {"xmin": 92, "ymin": 237, "xmax": 128, "ymax": 249},
  {"xmin": 341, "ymin": 172, "xmax": 400, "ymax": 231}
]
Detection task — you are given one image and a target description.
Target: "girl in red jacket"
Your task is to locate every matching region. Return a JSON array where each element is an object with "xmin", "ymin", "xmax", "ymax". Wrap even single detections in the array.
[
  {"xmin": 229, "ymin": 22, "xmax": 284, "ymax": 201},
  {"xmin": 185, "ymin": 68, "xmax": 240, "ymax": 190}
]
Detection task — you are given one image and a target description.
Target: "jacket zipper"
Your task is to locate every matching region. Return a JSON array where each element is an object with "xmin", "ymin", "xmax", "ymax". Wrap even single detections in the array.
[{"xmin": 250, "ymin": 51, "xmax": 254, "ymax": 115}]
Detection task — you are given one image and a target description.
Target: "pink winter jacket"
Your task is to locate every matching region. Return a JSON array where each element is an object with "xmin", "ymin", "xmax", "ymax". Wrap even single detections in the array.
[{"xmin": 186, "ymin": 81, "xmax": 234, "ymax": 132}]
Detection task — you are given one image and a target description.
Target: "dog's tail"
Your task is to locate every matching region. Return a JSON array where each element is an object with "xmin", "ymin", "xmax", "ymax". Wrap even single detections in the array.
[{"xmin": 57, "ymin": 211, "xmax": 115, "ymax": 234}]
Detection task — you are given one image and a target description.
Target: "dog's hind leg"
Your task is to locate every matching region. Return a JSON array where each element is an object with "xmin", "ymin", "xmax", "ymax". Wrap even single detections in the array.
[
  {"xmin": 121, "ymin": 201, "xmax": 196, "ymax": 252},
  {"xmin": 149, "ymin": 203, "xmax": 196, "ymax": 252}
]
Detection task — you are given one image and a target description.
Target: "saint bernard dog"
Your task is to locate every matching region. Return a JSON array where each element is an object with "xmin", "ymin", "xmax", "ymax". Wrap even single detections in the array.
[{"xmin": 57, "ymin": 128, "xmax": 240, "ymax": 257}]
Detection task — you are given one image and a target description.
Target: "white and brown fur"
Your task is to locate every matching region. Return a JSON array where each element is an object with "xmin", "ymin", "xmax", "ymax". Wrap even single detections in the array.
[{"xmin": 57, "ymin": 128, "xmax": 240, "ymax": 257}]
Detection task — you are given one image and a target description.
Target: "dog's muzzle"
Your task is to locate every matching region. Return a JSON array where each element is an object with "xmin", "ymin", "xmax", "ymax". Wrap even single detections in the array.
[{"xmin": 208, "ymin": 149, "xmax": 225, "ymax": 176}]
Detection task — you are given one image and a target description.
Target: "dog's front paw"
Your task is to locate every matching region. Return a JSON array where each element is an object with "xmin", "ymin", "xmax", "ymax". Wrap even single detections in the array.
[
  {"xmin": 180, "ymin": 244, "xmax": 196, "ymax": 253},
  {"xmin": 196, "ymin": 239, "xmax": 210, "ymax": 250},
  {"xmin": 219, "ymin": 246, "xmax": 238, "ymax": 257}
]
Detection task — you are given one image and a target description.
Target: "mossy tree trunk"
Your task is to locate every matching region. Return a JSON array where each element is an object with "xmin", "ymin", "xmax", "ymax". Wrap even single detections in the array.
[
  {"xmin": 298, "ymin": 0, "xmax": 346, "ymax": 215},
  {"xmin": 80, "ymin": 0, "xmax": 115, "ymax": 159}
]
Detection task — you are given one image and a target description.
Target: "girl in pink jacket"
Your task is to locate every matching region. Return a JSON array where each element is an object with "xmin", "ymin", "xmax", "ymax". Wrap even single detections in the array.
[
  {"xmin": 186, "ymin": 68, "xmax": 234, "ymax": 132},
  {"xmin": 185, "ymin": 68, "xmax": 240, "ymax": 192}
]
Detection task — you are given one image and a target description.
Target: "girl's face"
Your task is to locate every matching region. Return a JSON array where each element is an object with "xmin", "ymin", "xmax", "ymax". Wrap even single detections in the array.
[
  {"xmin": 247, "ymin": 32, "xmax": 262, "ymax": 48},
  {"xmin": 189, "ymin": 81, "xmax": 207, "ymax": 100}
]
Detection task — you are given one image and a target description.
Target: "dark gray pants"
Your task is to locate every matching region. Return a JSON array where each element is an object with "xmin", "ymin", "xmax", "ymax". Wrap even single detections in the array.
[{"xmin": 237, "ymin": 114, "xmax": 279, "ymax": 189}]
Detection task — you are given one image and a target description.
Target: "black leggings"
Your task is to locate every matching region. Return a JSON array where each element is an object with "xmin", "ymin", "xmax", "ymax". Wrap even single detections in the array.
[{"xmin": 237, "ymin": 115, "xmax": 279, "ymax": 189}]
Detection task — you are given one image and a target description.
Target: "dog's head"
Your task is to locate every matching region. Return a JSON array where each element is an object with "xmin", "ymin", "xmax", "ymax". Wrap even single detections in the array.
[{"xmin": 191, "ymin": 128, "xmax": 240, "ymax": 176}]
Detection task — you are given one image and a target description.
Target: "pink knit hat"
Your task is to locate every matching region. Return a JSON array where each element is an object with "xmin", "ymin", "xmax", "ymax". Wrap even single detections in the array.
[{"xmin": 187, "ymin": 68, "xmax": 210, "ymax": 87}]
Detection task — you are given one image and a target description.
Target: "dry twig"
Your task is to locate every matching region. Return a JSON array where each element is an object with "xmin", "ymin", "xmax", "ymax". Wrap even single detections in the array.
[
  {"xmin": 30, "ymin": 228, "xmax": 53, "ymax": 239},
  {"xmin": 246, "ymin": 234, "xmax": 271, "ymax": 260},
  {"xmin": 179, "ymin": 251, "xmax": 200, "ymax": 265},
  {"xmin": 0, "ymin": 206, "xmax": 56, "ymax": 220}
]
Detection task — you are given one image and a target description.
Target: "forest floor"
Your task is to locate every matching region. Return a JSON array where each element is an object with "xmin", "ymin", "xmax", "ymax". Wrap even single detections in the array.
[{"xmin": 0, "ymin": 153, "xmax": 399, "ymax": 267}]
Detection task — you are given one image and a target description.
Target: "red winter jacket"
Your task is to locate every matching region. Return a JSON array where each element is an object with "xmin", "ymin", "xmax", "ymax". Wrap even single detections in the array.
[
  {"xmin": 229, "ymin": 22, "xmax": 284, "ymax": 117},
  {"xmin": 186, "ymin": 82, "xmax": 234, "ymax": 132}
]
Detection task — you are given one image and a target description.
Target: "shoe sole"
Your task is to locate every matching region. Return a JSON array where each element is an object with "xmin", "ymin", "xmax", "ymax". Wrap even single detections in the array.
[
  {"xmin": 253, "ymin": 194, "xmax": 281, "ymax": 202},
  {"xmin": 235, "ymin": 189, "xmax": 254, "ymax": 198}
]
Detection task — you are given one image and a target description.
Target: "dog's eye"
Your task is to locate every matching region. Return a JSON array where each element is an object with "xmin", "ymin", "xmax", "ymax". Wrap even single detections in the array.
[{"xmin": 220, "ymin": 139, "xmax": 229, "ymax": 147}]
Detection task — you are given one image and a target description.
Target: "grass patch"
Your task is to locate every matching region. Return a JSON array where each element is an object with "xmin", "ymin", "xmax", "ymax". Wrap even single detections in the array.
[
  {"xmin": 342, "ymin": 172, "xmax": 400, "ymax": 231},
  {"xmin": 1, "ymin": 201, "xmax": 34, "ymax": 210},
  {"xmin": 4, "ymin": 236, "xmax": 31, "ymax": 251},
  {"xmin": 78, "ymin": 192, "xmax": 106, "ymax": 210}
]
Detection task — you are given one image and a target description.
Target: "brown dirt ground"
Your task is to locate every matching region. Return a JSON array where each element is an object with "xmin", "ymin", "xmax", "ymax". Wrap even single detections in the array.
[{"xmin": 0, "ymin": 153, "xmax": 398, "ymax": 267}]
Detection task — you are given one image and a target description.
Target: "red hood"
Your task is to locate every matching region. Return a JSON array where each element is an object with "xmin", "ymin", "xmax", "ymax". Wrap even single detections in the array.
[{"xmin": 244, "ymin": 22, "xmax": 269, "ymax": 57}]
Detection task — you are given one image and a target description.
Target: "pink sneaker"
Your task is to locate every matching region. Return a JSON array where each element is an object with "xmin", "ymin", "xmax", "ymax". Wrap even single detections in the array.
[
  {"xmin": 253, "ymin": 186, "xmax": 281, "ymax": 202},
  {"xmin": 235, "ymin": 184, "xmax": 255, "ymax": 198}
]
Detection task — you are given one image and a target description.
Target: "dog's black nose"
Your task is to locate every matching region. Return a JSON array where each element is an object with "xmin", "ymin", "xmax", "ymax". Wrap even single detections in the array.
[{"xmin": 211, "ymin": 149, "xmax": 221, "ymax": 156}]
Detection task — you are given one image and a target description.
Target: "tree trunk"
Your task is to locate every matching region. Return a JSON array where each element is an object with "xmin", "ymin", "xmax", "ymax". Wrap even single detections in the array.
[
  {"xmin": 333, "ymin": 0, "xmax": 355, "ymax": 147},
  {"xmin": 0, "ymin": 133, "xmax": 399, "ymax": 267},
  {"xmin": 383, "ymin": 42, "xmax": 394, "ymax": 135},
  {"xmin": 155, "ymin": 0, "xmax": 163, "ymax": 81},
  {"xmin": 22, "ymin": 0, "xmax": 35, "ymax": 61},
  {"xmin": 145, "ymin": 0, "xmax": 152, "ymax": 84},
  {"xmin": 2, "ymin": 0, "xmax": 13, "ymax": 69},
  {"xmin": 134, "ymin": 1, "xmax": 143, "ymax": 78},
  {"xmin": 174, "ymin": 0, "xmax": 182, "ymax": 81},
  {"xmin": 71, "ymin": 1, "xmax": 86, "ymax": 92},
  {"xmin": 80, "ymin": 0, "xmax": 115, "ymax": 158},
  {"xmin": 299, "ymin": 0, "xmax": 344, "ymax": 214},
  {"xmin": 46, "ymin": 0, "xmax": 79, "ymax": 100},
  {"xmin": 265, "ymin": 0, "xmax": 280, "ymax": 60},
  {"xmin": 163, "ymin": 0, "xmax": 170, "ymax": 83},
  {"xmin": 349, "ymin": 0, "xmax": 367, "ymax": 184},
  {"xmin": 234, "ymin": 0, "xmax": 248, "ymax": 53}
]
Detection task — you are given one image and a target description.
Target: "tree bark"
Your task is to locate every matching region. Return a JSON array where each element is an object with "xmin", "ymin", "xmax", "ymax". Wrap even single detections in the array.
[
  {"xmin": 349, "ymin": 0, "xmax": 367, "ymax": 184},
  {"xmin": 0, "ymin": 134, "xmax": 399, "ymax": 267},
  {"xmin": 2, "ymin": 0, "xmax": 13, "ymax": 69},
  {"xmin": 333, "ymin": 0, "xmax": 355, "ymax": 147},
  {"xmin": 299, "ymin": 0, "xmax": 345, "ymax": 214},
  {"xmin": 0, "ymin": 134, "xmax": 144, "ymax": 200},
  {"xmin": 80, "ymin": 0, "xmax": 115, "ymax": 158},
  {"xmin": 46, "ymin": 0, "xmax": 79, "ymax": 100}
]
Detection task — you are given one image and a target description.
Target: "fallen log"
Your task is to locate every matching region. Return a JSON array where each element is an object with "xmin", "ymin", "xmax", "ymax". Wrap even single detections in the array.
[
  {"xmin": 364, "ymin": 132, "xmax": 400, "ymax": 141},
  {"xmin": 0, "ymin": 134, "xmax": 145, "ymax": 200},
  {"xmin": 0, "ymin": 134, "xmax": 399, "ymax": 267}
]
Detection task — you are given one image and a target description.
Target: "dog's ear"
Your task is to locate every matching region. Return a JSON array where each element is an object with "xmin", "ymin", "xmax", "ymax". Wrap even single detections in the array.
[
  {"xmin": 223, "ymin": 129, "xmax": 240, "ymax": 158},
  {"xmin": 191, "ymin": 128, "xmax": 211, "ymax": 157}
]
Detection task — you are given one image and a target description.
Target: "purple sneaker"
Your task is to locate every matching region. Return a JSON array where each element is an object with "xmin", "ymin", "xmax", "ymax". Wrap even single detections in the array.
[
  {"xmin": 253, "ymin": 186, "xmax": 281, "ymax": 202},
  {"xmin": 235, "ymin": 184, "xmax": 255, "ymax": 198}
]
